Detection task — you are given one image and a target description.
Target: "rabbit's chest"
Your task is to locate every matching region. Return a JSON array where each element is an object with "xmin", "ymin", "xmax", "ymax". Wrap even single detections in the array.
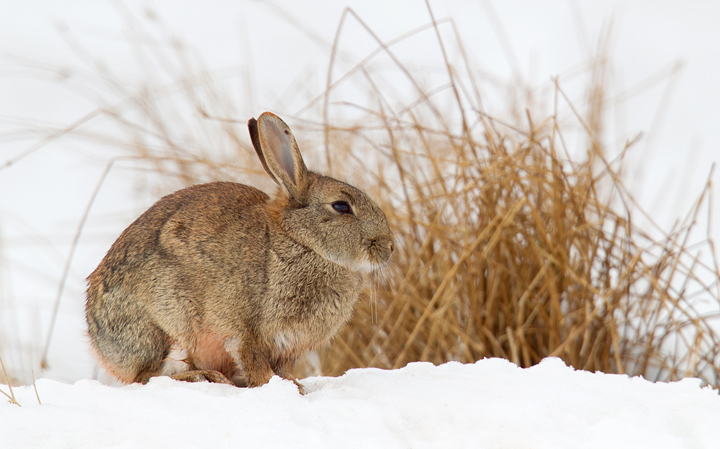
[{"xmin": 265, "ymin": 249, "xmax": 363, "ymax": 344}]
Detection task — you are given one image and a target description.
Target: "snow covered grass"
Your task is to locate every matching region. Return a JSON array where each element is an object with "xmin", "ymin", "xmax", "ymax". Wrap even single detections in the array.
[{"xmin": 2, "ymin": 358, "xmax": 719, "ymax": 448}]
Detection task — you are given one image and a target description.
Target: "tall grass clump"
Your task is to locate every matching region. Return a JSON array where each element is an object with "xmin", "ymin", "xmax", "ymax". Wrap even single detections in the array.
[
  {"xmin": 25, "ymin": 7, "xmax": 720, "ymax": 386},
  {"xmin": 318, "ymin": 100, "xmax": 720, "ymax": 384}
]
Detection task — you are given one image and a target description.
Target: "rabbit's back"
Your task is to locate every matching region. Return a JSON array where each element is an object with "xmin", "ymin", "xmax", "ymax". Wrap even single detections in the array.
[{"xmin": 87, "ymin": 182, "xmax": 270, "ymax": 300}]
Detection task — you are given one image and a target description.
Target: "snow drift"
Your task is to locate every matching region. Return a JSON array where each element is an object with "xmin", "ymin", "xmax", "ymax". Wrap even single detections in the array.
[{"xmin": 2, "ymin": 358, "xmax": 719, "ymax": 448}]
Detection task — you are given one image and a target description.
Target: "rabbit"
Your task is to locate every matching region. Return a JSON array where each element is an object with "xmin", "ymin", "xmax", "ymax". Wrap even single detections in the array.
[{"xmin": 85, "ymin": 112, "xmax": 394, "ymax": 391}]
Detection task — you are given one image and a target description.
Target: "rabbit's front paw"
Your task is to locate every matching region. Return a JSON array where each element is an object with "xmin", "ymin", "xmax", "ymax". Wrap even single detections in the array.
[{"xmin": 289, "ymin": 376, "xmax": 305, "ymax": 395}]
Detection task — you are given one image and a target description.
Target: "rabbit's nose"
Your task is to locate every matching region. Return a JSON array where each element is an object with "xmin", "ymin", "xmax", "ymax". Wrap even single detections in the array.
[{"xmin": 389, "ymin": 242, "xmax": 395, "ymax": 253}]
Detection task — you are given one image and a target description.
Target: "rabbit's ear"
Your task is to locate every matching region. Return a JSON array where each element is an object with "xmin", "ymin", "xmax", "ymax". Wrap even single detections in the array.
[
  {"xmin": 248, "ymin": 117, "xmax": 280, "ymax": 186},
  {"xmin": 249, "ymin": 112, "xmax": 310, "ymax": 203}
]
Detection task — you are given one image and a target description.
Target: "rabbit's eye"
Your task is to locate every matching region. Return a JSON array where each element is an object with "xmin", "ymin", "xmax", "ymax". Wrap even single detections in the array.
[{"xmin": 332, "ymin": 201, "xmax": 353, "ymax": 215}]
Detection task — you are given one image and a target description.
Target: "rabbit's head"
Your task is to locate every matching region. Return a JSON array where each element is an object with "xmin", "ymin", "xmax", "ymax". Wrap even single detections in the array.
[{"xmin": 249, "ymin": 112, "xmax": 394, "ymax": 273}]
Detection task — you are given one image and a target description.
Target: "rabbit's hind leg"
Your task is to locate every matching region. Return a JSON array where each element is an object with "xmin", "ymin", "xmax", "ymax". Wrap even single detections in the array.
[
  {"xmin": 156, "ymin": 345, "xmax": 233, "ymax": 384},
  {"xmin": 169, "ymin": 370, "xmax": 234, "ymax": 385},
  {"xmin": 87, "ymin": 301, "xmax": 170, "ymax": 384},
  {"xmin": 165, "ymin": 331, "xmax": 238, "ymax": 386}
]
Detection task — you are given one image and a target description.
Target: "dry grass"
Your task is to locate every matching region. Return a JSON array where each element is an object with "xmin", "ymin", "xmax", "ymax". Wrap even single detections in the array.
[
  {"xmin": 12, "ymin": 6, "xmax": 720, "ymax": 386},
  {"xmin": 0, "ymin": 355, "xmax": 20, "ymax": 406},
  {"xmin": 311, "ymin": 100, "xmax": 720, "ymax": 385}
]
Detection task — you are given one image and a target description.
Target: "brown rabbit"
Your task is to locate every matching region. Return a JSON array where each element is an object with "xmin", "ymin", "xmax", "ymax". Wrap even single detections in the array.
[{"xmin": 85, "ymin": 112, "xmax": 394, "ymax": 390}]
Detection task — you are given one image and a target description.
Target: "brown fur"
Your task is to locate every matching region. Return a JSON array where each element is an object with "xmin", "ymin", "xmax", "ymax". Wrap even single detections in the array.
[{"xmin": 85, "ymin": 112, "xmax": 394, "ymax": 389}]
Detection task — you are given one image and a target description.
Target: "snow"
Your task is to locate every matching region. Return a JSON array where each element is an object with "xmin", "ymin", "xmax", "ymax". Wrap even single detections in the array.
[{"xmin": 2, "ymin": 358, "xmax": 719, "ymax": 448}]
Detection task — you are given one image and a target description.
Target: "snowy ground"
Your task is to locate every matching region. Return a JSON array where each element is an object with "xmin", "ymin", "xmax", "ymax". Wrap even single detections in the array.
[{"xmin": 2, "ymin": 358, "xmax": 719, "ymax": 448}]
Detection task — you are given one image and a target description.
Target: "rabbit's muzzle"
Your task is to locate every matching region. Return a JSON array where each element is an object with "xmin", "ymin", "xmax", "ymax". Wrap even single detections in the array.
[{"xmin": 363, "ymin": 235, "xmax": 394, "ymax": 271}]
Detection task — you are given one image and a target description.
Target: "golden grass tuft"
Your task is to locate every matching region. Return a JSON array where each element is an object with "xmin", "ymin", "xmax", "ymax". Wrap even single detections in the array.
[{"xmin": 310, "ymin": 104, "xmax": 720, "ymax": 385}]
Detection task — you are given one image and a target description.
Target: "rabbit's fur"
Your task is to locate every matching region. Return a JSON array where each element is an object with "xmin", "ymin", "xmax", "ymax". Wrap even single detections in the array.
[{"xmin": 85, "ymin": 112, "xmax": 394, "ymax": 389}]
